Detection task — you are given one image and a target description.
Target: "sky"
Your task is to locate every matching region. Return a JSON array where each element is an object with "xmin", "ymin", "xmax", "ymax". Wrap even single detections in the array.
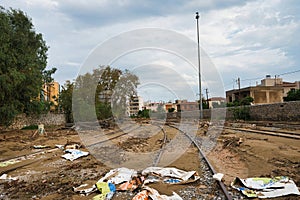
[{"xmin": 2, "ymin": 0, "xmax": 300, "ymax": 102}]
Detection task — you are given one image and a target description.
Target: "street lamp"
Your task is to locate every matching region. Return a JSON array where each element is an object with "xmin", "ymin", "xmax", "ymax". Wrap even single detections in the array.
[{"xmin": 195, "ymin": 12, "xmax": 203, "ymax": 119}]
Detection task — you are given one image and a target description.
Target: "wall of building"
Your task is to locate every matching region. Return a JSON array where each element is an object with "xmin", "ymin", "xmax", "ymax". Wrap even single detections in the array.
[{"xmin": 8, "ymin": 113, "xmax": 66, "ymax": 129}]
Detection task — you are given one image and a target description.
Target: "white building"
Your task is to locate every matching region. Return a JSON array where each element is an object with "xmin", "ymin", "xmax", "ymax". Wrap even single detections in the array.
[{"xmin": 127, "ymin": 95, "xmax": 144, "ymax": 116}]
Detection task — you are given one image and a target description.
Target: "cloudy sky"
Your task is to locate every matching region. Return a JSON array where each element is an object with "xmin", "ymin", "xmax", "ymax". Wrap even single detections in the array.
[{"xmin": 2, "ymin": 0, "xmax": 300, "ymax": 102}]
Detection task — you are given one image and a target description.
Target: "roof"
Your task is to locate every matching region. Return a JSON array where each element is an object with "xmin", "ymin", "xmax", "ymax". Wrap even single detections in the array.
[{"xmin": 208, "ymin": 97, "xmax": 226, "ymax": 101}]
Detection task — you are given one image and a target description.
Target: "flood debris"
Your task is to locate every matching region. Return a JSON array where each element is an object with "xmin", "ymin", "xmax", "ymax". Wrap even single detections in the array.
[
  {"xmin": 0, "ymin": 160, "xmax": 21, "ymax": 167},
  {"xmin": 142, "ymin": 167, "xmax": 200, "ymax": 184},
  {"xmin": 73, "ymin": 167, "xmax": 199, "ymax": 199},
  {"xmin": 231, "ymin": 176, "xmax": 300, "ymax": 198},
  {"xmin": 32, "ymin": 124, "xmax": 47, "ymax": 137},
  {"xmin": 0, "ymin": 173, "xmax": 18, "ymax": 181},
  {"xmin": 213, "ymin": 173, "xmax": 224, "ymax": 182},
  {"xmin": 133, "ymin": 186, "xmax": 183, "ymax": 200},
  {"xmin": 61, "ymin": 149, "xmax": 89, "ymax": 161},
  {"xmin": 33, "ymin": 145, "xmax": 50, "ymax": 149}
]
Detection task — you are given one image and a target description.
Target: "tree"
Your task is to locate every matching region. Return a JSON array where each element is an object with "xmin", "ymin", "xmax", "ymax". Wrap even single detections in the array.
[
  {"xmin": 284, "ymin": 89, "xmax": 300, "ymax": 101},
  {"xmin": 226, "ymin": 96, "xmax": 253, "ymax": 120},
  {"xmin": 73, "ymin": 66, "xmax": 139, "ymax": 121},
  {"xmin": 0, "ymin": 7, "xmax": 54, "ymax": 126},
  {"xmin": 59, "ymin": 81, "xmax": 74, "ymax": 123}
]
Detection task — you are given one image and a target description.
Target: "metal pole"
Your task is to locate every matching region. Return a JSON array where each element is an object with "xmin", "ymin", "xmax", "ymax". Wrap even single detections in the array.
[{"xmin": 195, "ymin": 12, "xmax": 203, "ymax": 118}]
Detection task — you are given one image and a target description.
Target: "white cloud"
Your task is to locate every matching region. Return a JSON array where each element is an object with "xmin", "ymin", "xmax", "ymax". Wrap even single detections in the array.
[{"xmin": 1, "ymin": 0, "xmax": 299, "ymax": 99}]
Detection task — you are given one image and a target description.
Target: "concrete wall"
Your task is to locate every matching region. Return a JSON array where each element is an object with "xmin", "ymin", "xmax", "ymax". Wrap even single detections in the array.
[{"xmin": 9, "ymin": 113, "xmax": 66, "ymax": 129}]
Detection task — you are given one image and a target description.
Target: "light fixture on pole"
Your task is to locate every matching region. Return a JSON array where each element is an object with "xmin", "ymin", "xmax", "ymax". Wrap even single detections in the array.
[{"xmin": 195, "ymin": 12, "xmax": 203, "ymax": 119}]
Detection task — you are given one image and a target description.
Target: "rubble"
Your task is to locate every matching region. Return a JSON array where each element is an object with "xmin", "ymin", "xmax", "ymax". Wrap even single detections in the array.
[{"xmin": 231, "ymin": 176, "xmax": 300, "ymax": 198}]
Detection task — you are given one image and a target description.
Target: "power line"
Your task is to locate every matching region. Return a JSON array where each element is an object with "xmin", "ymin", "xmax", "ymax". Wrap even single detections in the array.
[{"xmin": 277, "ymin": 69, "xmax": 300, "ymax": 76}]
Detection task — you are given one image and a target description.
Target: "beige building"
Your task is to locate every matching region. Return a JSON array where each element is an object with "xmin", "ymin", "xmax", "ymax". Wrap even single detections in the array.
[
  {"xmin": 175, "ymin": 100, "xmax": 199, "ymax": 112},
  {"xmin": 226, "ymin": 76, "xmax": 300, "ymax": 105},
  {"xmin": 207, "ymin": 97, "xmax": 226, "ymax": 108},
  {"xmin": 42, "ymin": 81, "xmax": 60, "ymax": 110}
]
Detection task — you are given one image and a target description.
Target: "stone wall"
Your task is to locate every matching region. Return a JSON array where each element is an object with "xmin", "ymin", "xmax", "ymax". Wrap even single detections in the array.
[
  {"xmin": 9, "ymin": 113, "xmax": 66, "ymax": 129},
  {"xmin": 249, "ymin": 101, "xmax": 300, "ymax": 121},
  {"xmin": 166, "ymin": 101, "xmax": 300, "ymax": 122}
]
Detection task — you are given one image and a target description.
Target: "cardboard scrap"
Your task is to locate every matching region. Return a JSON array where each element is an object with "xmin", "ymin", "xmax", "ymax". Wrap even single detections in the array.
[
  {"xmin": 133, "ymin": 187, "xmax": 182, "ymax": 200},
  {"xmin": 231, "ymin": 176, "xmax": 300, "ymax": 198}
]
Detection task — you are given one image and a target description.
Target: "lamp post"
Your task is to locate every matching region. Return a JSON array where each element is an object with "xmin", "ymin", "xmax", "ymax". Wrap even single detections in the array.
[{"xmin": 195, "ymin": 12, "xmax": 203, "ymax": 119}]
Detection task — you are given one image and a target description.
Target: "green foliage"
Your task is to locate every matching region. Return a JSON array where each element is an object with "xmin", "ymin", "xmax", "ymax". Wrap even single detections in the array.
[
  {"xmin": 226, "ymin": 96, "xmax": 253, "ymax": 121},
  {"xmin": 59, "ymin": 81, "xmax": 74, "ymax": 123},
  {"xmin": 96, "ymin": 102, "xmax": 113, "ymax": 120},
  {"xmin": 0, "ymin": 7, "xmax": 50, "ymax": 126},
  {"xmin": 168, "ymin": 108, "xmax": 175, "ymax": 113},
  {"xmin": 231, "ymin": 106, "xmax": 251, "ymax": 120},
  {"xmin": 284, "ymin": 89, "xmax": 300, "ymax": 101},
  {"xmin": 212, "ymin": 102, "xmax": 226, "ymax": 108},
  {"xmin": 72, "ymin": 66, "xmax": 139, "ymax": 121},
  {"xmin": 21, "ymin": 124, "xmax": 38, "ymax": 130},
  {"xmin": 227, "ymin": 96, "xmax": 254, "ymax": 107},
  {"xmin": 137, "ymin": 109, "xmax": 150, "ymax": 118}
]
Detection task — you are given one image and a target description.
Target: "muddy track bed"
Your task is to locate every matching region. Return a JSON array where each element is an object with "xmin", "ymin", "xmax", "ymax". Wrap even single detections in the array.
[{"xmin": 0, "ymin": 121, "xmax": 299, "ymax": 199}]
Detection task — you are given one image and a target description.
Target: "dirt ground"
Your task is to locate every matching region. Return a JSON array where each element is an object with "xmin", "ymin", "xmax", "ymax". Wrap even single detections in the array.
[{"xmin": 0, "ymin": 121, "xmax": 299, "ymax": 199}]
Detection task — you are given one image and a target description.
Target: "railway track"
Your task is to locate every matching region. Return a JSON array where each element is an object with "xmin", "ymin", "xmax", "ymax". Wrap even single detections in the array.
[
  {"xmin": 223, "ymin": 126, "xmax": 300, "ymax": 140},
  {"xmin": 163, "ymin": 123, "xmax": 232, "ymax": 200},
  {"xmin": 80, "ymin": 119, "xmax": 233, "ymax": 199},
  {"xmin": 125, "ymin": 120, "xmax": 233, "ymax": 200}
]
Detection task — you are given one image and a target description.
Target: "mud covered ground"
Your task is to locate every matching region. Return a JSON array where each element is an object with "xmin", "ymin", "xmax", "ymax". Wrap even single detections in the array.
[{"xmin": 0, "ymin": 121, "xmax": 299, "ymax": 199}]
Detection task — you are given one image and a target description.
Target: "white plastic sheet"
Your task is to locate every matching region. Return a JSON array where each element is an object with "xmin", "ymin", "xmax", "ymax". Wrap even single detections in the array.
[
  {"xmin": 142, "ymin": 167, "xmax": 199, "ymax": 183},
  {"xmin": 231, "ymin": 176, "xmax": 300, "ymax": 198},
  {"xmin": 61, "ymin": 149, "xmax": 89, "ymax": 161}
]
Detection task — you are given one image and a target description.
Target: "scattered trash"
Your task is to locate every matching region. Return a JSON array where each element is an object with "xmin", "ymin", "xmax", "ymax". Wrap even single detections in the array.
[
  {"xmin": 33, "ymin": 145, "xmax": 50, "ymax": 149},
  {"xmin": 73, "ymin": 183, "xmax": 97, "ymax": 196},
  {"xmin": 231, "ymin": 176, "xmax": 300, "ymax": 198},
  {"xmin": 132, "ymin": 190, "xmax": 149, "ymax": 200},
  {"xmin": 0, "ymin": 160, "xmax": 21, "ymax": 167},
  {"xmin": 117, "ymin": 176, "xmax": 144, "ymax": 191},
  {"xmin": 94, "ymin": 182, "xmax": 116, "ymax": 200},
  {"xmin": 133, "ymin": 187, "xmax": 183, "ymax": 200},
  {"xmin": 65, "ymin": 143, "xmax": 81, "ymax": 149},
  {"xmin": 142, "ymin": 167, "xmax": 200, "ymax": 184},
  {"xmin": 38, "ymin": 124, "xmax": 45, "ymax": 134},
  {"xmin": 0, "ymin": 173, "xmax": 18, "ymax": 181},
  {"xmin": 55, "ymin": 144, "xmax": 65, "ymax": 150},
  {"xmin": 61, "ymin": 149, "xmax": 89, "ymax": 161},
  {"xmin": 32, "ymin": 124, "xmax": 47, "ymax": 137},
  {"xmin": 98, "ymin": 167, "xmax": 137, "ymax": 185},
  {"xmin": 213, "ymin": 173, "xmax": 224, "ymax": 182},
  {"xmin": 73, "ymin": 167, "xmax": 198, "ymax": 199}
]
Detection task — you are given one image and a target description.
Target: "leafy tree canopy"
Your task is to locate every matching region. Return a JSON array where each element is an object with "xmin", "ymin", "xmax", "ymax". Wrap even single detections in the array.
[
  {"xmin": 284, "ymin": 89, "xmax": 300, "ymax": 101},
  {"xmin": 0, "ymin": 7, "xmax": 54, "ymax": 126},
  {"xmin": 72, "ymin": 66, "xmax": 139, "ymax": 121}
]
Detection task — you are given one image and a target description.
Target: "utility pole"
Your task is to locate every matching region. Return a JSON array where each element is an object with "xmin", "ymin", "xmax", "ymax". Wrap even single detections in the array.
[
  {"xmin": 237, "ymin": 77, "xmax": 241, "ymax": 100},
  {"xmin": 195, "ymin": 12, "xmax": 203, "ymax": 118},
  {"xmin": 205, "ymin": 88, "xmax": 209, "ymax": 108}
]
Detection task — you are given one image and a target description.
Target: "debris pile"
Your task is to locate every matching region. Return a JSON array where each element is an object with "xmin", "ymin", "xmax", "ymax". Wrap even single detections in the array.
[
  {"xmin": 73, "ymin": 167, "xmax": 200, "ymax": 200},
  {"xmin": 231, "ymin": 176, "xmax": 300, "ymax": 198}
]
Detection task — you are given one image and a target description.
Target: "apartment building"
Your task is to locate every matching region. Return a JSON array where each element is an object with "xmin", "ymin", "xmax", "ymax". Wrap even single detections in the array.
[{"xmin": 127, "ymin": 95, "xmax": 144, "ymax": 116}]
